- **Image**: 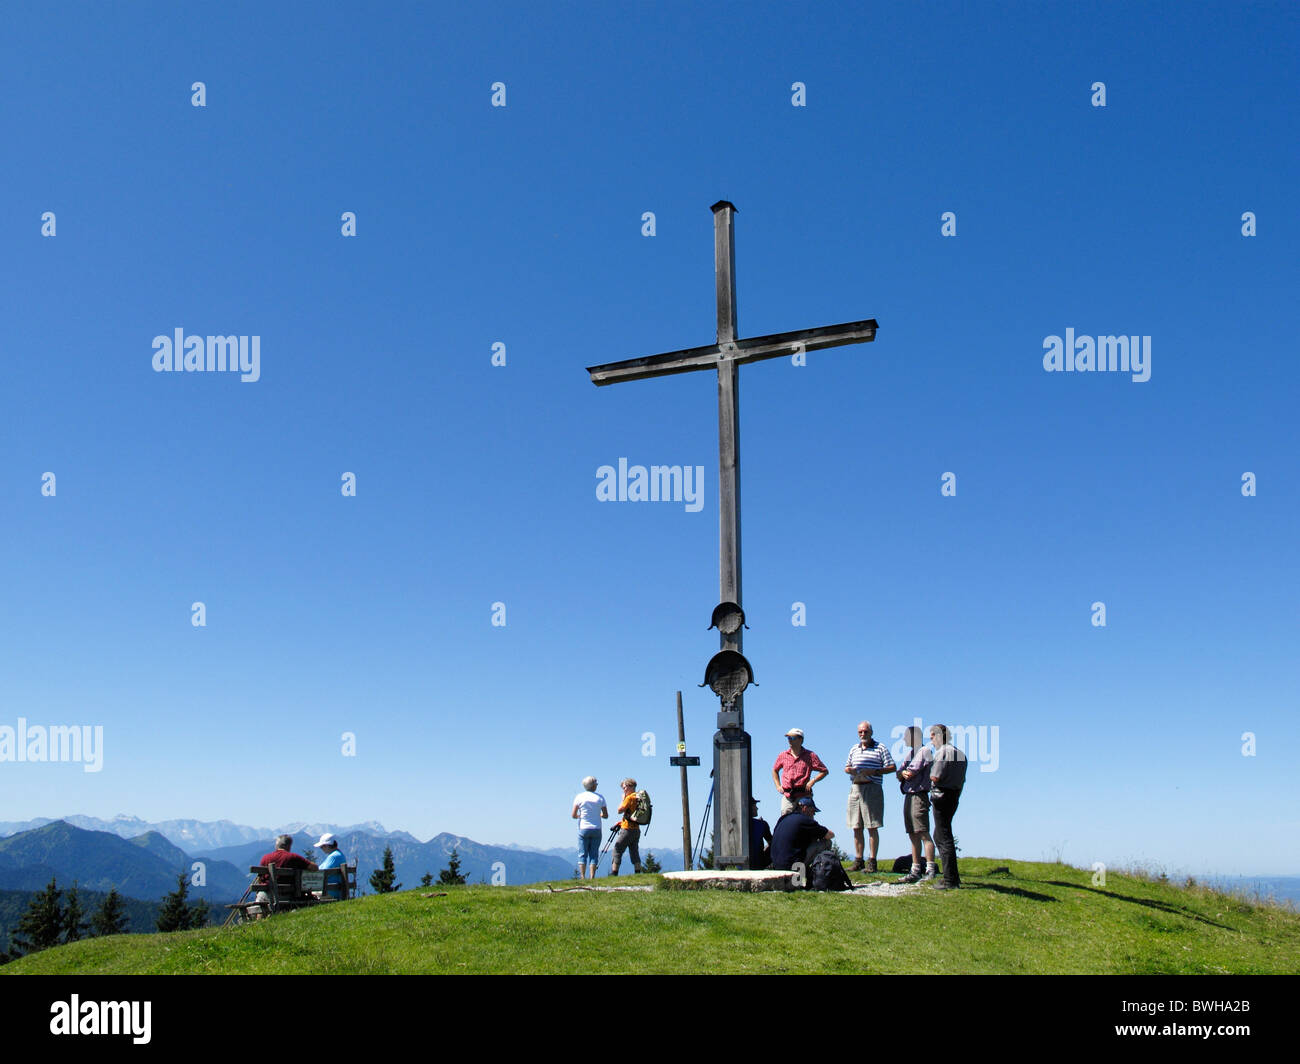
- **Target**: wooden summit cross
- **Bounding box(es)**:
[586,201,877,868]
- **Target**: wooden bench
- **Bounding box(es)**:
[224,863,358,925]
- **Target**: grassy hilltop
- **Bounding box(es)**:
[4,859,1297,975]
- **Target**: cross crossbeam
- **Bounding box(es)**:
[586,318,878,386]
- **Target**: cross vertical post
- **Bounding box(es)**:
[710,201,751,868]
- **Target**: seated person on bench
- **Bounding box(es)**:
[252,834,318,913]
[313,832,348,899]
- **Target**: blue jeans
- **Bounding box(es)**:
[578,828,601,869]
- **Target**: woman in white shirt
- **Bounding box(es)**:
[571,776,609,879]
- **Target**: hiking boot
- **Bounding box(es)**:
[921,866,937,881]
[865,859,877,874]
[934,882,959,890]
[850,859,865,872]
[898,870,923,884]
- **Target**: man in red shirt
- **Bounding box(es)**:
[258,834,318,873]
[771,728,829,815]
[251,835,317,916]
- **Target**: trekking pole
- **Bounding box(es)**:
[692,782,715,869]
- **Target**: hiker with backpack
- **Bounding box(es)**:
[609,777,651,875]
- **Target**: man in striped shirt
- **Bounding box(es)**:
[844,721,895,873]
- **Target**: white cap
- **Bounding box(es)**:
[785,728,804,738]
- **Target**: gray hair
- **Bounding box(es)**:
[582,776,598,791]
[275,834,293,850]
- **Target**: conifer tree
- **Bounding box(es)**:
[419,872,433,888]
[437,848,467,885]
[369,845,400,893]
[64,882,88,942]
[641,852,662,874]
[156,873,210,932]
[11,877,65,956]
[91,888,130,937]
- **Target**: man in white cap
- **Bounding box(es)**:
[314,833,348,899]
[771,728,828,815]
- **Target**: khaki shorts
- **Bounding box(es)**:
[903,792,931,836]
[847,784,884,829]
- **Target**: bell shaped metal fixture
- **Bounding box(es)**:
[707,601,748,637]
[700,649,756,706]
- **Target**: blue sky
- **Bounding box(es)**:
[0,1,1296,877]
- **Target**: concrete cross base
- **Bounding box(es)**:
[661,869,797,892]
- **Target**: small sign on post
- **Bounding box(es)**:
[669,755,701,767]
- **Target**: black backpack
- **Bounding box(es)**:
[808,850,854,892]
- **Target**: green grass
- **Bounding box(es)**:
[4,859,1297,974]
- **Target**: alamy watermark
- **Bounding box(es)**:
[152,328,261,382]
[596,459,704,512]
[889,717,999,773]
[50,996,150,1044]
[1042,329,1150,383]
[0,718,103,772]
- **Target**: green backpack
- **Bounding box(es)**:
[632,789,653,826]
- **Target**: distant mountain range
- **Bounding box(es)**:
[0,821,249,908]
[491,840,692,872]
[0,814,414,853]
[0,814,693,872]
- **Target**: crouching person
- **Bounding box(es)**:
[770,797,834,871]
[771,797,851,890]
